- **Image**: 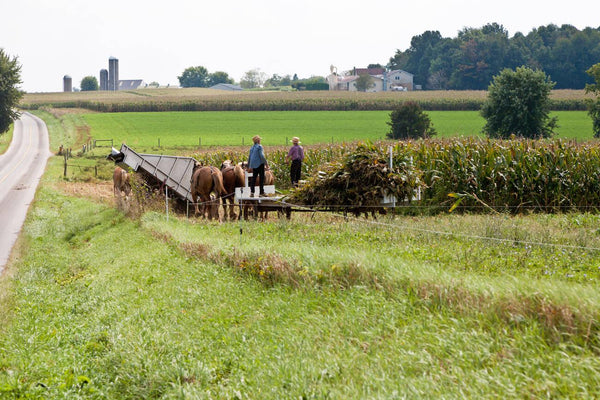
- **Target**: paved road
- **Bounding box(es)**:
[0,112,51,273]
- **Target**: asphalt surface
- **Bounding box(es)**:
[0,112,51,273]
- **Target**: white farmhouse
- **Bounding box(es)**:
[327,67,414,92]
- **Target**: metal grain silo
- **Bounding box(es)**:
[100,69,108,90]
[108,56,119,91]
[63,75,72,92]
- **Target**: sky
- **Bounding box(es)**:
[2,0,599,93]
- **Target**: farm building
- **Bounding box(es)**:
[327,67,414,92]
[118,79,146,90]
[210,83,243,91]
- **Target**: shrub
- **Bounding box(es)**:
[481,67,557,139]
[386,101,436,139]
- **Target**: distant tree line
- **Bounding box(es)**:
[178,66,234,88]
[388,23,600,90]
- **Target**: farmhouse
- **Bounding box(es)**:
[327,66,414,92]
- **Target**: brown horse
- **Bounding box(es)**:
[113,166,131,198]
[220,160,245,220]
[190,164,226,220]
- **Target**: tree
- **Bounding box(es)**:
[386,101,436,140]
[264,74,282,87]
[80,76,99,91]
[0,49,23,134]
[240,69,266,89]
[178,66,209,87]
[355,74,374,92]
[207,71,234,87]
[585,63,600,137]
[481,66,557,139]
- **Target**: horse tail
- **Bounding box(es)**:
[211,166,227,196]
[234,165,245,187]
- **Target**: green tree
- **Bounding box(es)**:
[80,76,99,91]
[178,66,209,87]
[0,49,23,134]
[386,101,436,140]
[481,66,557,139]
[264,73,282,87]
[355,74,374,92]
[585,63,600,137]
[240,69,266,89]
[207,71,234,87]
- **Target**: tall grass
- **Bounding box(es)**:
[2,183,600,398]
[0,124,13,154]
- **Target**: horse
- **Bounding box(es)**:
[113,166,131,198]
[220,160,245,220]
[190,164,226,220]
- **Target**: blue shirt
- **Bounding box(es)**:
[248,143,267,169]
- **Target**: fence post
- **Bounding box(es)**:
[63,153,67,177]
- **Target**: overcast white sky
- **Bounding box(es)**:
[2,0,599,93]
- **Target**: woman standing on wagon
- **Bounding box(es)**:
[248,135,268,197]
[286,136,304,187]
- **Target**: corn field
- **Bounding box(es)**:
[21,89,593,112]
[187,138,600,214]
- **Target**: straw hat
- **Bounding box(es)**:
[252,135,261,143]
[292,137,300,144]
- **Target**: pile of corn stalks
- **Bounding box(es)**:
[287,142,422,216]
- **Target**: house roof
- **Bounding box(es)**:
[354,67,386,76]
[118,79,144,90]
[210,83,242,91]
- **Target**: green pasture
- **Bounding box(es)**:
[82,111,594,150]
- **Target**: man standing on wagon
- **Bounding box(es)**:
[286,136,304,187]
[248,135,268,197]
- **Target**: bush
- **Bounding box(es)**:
[386,101,436,139]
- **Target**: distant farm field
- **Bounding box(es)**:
[20,88,593,112]
[82,110,594,148]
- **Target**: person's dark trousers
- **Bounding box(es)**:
[249,163,266,195]
[291,160,302,186]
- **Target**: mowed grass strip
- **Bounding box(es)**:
[82,110,595,149]
[2,184,600,397]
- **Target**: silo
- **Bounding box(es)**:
[63,75,72,92]
[108,56,119,91]
[100,69,108,91]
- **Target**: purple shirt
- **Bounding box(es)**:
[287,144,304,161]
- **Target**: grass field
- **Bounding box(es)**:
[2,109,600,398]
[81,110,594,150]
[1,168,600,398]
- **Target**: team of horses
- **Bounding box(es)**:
[188,160,274,221]
[113,160,275,221]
